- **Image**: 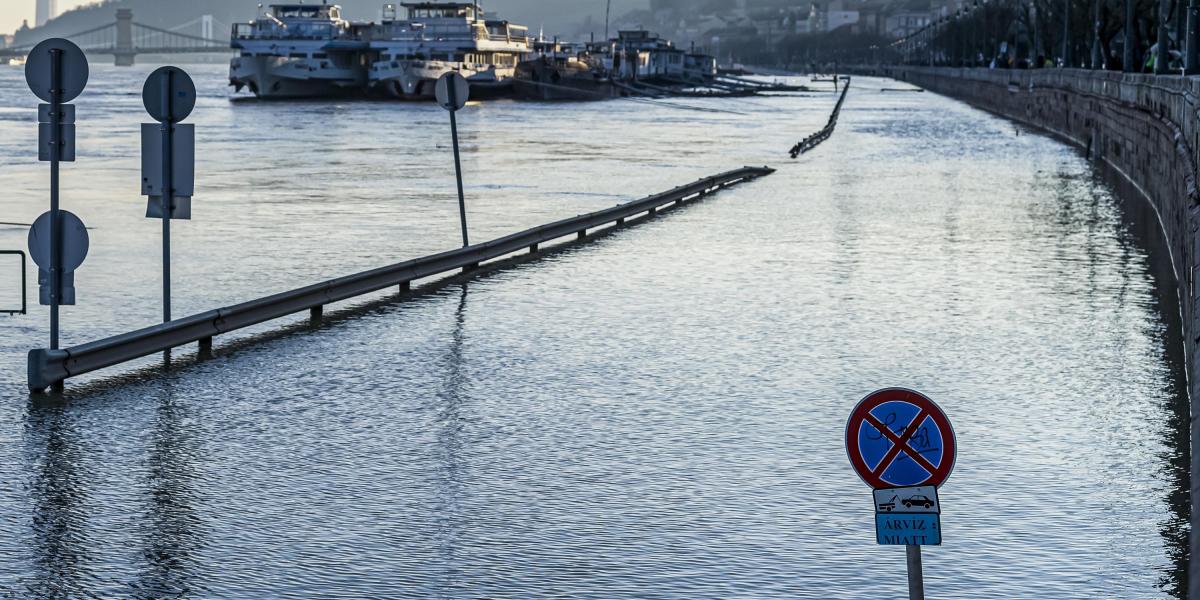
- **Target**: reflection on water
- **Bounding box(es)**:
[433,285,469,593]
[26,399,91,599]
[1095,167,1192,598]
[134,382,202,599]
[0,67,1189,598]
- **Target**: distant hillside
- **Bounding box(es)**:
[12,0,648,44]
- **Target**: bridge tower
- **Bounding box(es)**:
[114,8,135,66]
[201,15,214,40]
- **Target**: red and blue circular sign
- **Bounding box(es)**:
[845,388,956,489]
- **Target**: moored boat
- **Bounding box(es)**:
[229,3,371,99]
[369,2,531,99]
[512,41,613,101]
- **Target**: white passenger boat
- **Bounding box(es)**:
[229,3,371,98]
[369,2,531,99]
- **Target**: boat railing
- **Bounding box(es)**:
[370,27,530,46]
[231,21,345,41]
[488,33,531,44]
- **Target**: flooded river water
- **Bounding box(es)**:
[0,64,1187,598]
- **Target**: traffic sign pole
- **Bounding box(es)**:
[142,65,195,354]
[25,38,88,393]
[160,69,173,329]
[436,72,471,249]
[48,48,61,358]
[448,83,468,248]
[906,544,924,600]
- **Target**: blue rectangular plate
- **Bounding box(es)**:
[875,513,941,545]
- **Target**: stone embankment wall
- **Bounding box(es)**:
[861,65,1200,596]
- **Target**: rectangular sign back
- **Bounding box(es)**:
[141,123,195,197]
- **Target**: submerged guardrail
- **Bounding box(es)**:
[27,166,775,392]
[789,78,851,158]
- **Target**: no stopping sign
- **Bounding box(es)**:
[845,388,956,489]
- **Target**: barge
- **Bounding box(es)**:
[227,6,790,102]
[369,2,531,99]
[229,3,371,99]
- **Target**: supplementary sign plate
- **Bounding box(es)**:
[876,513,941,546]
[845,388,956,489]
[873,485,939,514]
[38,123,75,162]
[141,123,195,198]
[38,104,75,124]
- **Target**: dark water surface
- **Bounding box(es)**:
[0,65,1188,598]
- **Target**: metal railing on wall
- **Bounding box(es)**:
[1,251,27,316]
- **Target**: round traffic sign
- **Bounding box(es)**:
[845,388,956,489]
[28,210,90,272]
[25,38,89,103]
[142,66,196,123]
[435,72,470,111]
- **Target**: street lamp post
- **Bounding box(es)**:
[1063,0,1072,66]
[1155,0,1170,72]
[1032,3,1040,64]
[973,1,981,66]
[960,9,968,65]
[1124,0,1136,71]
[1187,0,1200,73]
[930,20,937,66]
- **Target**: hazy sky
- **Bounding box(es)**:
[3,0,94,36]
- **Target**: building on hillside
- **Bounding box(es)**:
[747,9,801,44]
[886,12,932,38]
[823,0,860,32]
[791,12,812,34]
[853,0,891,35]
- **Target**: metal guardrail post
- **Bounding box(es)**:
[1,251,27,315]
